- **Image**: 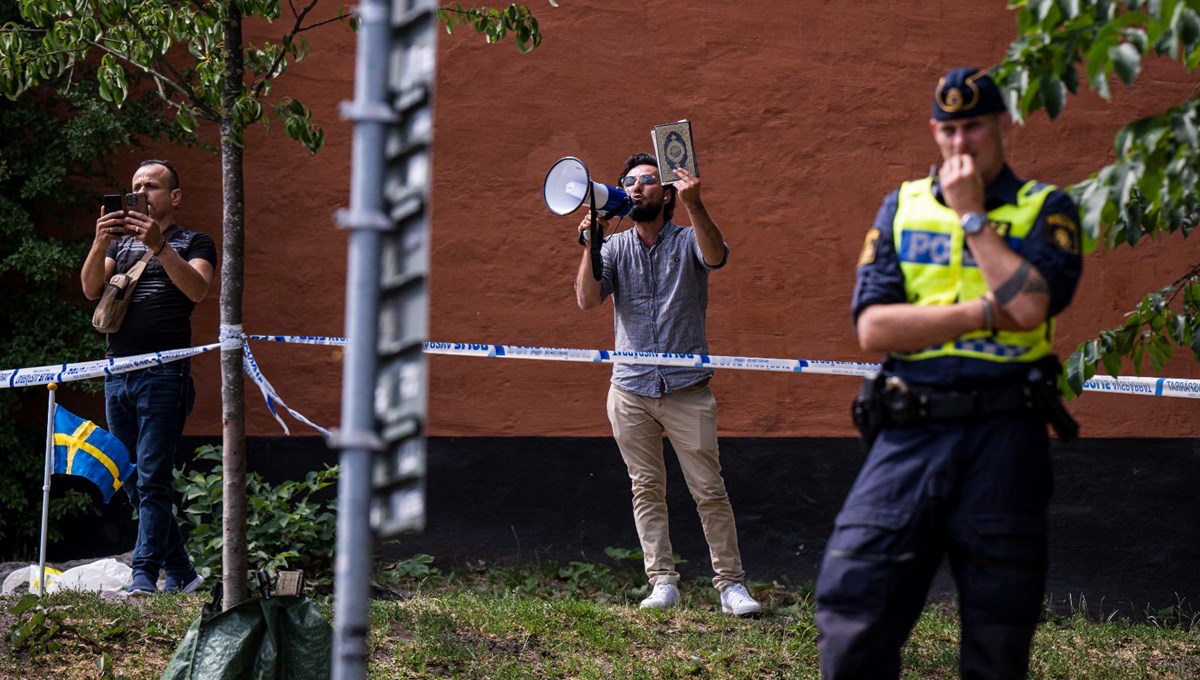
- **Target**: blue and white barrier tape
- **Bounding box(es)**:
[1,343,220,389]
[419,341,880,377]
[4,336,1199,403]
[219,323,244,351]
[248,334,348,347]
[251,335,1200,399]
[1079,374,1200,398]
[240,339,332,437]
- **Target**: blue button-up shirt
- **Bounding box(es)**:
[599,221,728,397]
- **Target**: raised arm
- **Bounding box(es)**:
[940,154,1050,331]
[673,168,727,267]
[82,208,124,300]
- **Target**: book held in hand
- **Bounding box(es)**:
[651,119,699,184]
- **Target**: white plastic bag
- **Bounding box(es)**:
[0,565,62,594]
[1,566,32,594]
[46,558,131,594]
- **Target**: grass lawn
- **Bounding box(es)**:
[1,563,1197,679]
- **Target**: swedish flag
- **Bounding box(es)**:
[53,406,136,503]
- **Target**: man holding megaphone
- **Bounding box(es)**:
[571,153,762,617]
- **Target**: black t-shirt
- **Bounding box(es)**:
[104,224,217,357]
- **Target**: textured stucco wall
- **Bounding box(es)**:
[136,1,1195,439]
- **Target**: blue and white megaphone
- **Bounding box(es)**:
[543,156,633,219]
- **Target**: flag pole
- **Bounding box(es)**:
[38,383,57,597]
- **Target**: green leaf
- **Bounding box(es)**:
[1061,64,1080,94]
[1030,0,1056,22]
[176,106,197,133]
[1172,108,1199,148]
[1122,26,1149,54]
[1178,7,1200,45]
[1100,346,1123,376]
[1056,0,1081,19]
[1065,342,1092,394]
[1110,42,1143,84]
[1087,22,1121,83]
[1169,313,1188,344]
[1039,73,1066,117]
[1148,335,1171,372]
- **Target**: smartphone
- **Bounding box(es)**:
[124,192,149,215]
[102,194,123,215]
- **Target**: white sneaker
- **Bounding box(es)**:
[167,573,205,595]
[720,583,763,616]
[639,582,681,610]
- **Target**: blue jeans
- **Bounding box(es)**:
[105,360,197,583]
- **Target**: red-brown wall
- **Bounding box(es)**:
[131,1,1196,440]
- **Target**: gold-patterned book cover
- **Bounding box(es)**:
[651,119,699,184]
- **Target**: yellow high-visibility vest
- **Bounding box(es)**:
[891,176,1055,363]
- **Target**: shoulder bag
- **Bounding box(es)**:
[92,248,154,333]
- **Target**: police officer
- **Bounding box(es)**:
[814,67,1084,679]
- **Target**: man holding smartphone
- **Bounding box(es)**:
[81,159,217,595]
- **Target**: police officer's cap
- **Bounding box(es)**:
[932,67,1007,121]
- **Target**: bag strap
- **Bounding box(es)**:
[122,247,154,282]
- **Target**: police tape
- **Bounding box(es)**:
[419,342,880,377]
[1078,374,1200,398]
[4,336,1199,402]
[0,339,331,437]
[250,335,1200,399]
[241,339,332,437]
[1,343,220,389]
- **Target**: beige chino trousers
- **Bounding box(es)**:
[606,382,746,590]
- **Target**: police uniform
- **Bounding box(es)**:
[815,68,1084,679]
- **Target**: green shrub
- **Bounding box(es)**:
[378,553,440,581]
[172,445,339,590]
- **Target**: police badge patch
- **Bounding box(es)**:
[1045,214,1080,254]
[858,228,881,267]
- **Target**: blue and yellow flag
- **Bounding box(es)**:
[52,406,136,503]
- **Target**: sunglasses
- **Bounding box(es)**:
[619,174,660,188]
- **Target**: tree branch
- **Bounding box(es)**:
[113,5,205,110]
[297,14,346,33]
[1165,262,1200,307]
[249,0,321,98]
[85,39,220,121]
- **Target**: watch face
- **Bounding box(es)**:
[962,213,986,234]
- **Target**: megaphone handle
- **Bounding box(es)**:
[578,190,598,246]
[588,195,603,280]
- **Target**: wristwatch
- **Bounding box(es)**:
[960,212,990,235]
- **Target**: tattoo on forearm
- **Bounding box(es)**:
[994,261,1033,304]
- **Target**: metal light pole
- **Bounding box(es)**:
[332,0,434,677]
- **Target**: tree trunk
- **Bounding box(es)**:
[219,0,248,610]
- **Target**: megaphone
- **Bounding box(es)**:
[543,156,632,219]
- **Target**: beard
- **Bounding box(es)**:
[629,195,664,222]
